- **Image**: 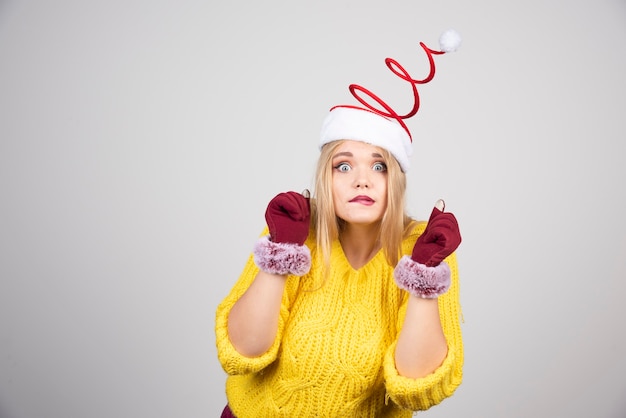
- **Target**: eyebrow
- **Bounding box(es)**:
[332,151,384,159]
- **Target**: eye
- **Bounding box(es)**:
[372,162,387,172]
[334,162,351,172]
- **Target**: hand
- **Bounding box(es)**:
[265,190,311,245]
[411,199,461,267]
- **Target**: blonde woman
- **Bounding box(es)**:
[215,30,464,417]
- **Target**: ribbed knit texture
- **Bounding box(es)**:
[215,223,463,417]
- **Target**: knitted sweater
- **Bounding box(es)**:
[215,222,463,417]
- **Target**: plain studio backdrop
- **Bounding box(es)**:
[1,1,625,417]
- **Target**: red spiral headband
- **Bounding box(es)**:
[331,29,462,141]
[319,29,461,172]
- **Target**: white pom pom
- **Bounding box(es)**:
[439,29,462,53]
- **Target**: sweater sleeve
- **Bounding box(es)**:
[215,230,298,376]
[383,251,464,411]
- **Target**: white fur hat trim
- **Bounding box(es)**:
[319,107,413,172]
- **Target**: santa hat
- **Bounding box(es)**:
[319,29,462,172]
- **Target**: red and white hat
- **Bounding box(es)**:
[319,29,462,172]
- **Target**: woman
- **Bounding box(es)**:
[215,30,464,417]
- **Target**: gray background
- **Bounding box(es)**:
[1,0,625,417]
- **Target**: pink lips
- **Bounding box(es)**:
[349,195,375,205]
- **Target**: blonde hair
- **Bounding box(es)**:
[310,140,415,276]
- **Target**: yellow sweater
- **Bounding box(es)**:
[215,223,463,417]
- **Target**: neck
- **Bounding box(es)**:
[339,223,382,269]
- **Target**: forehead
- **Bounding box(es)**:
[334,140,385,156]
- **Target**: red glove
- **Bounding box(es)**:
[411,200,461,267]
[265,191,311,246]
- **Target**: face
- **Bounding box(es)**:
[331,140,388,227]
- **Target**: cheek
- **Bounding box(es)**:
[331,179,349,216]
[331,175,347,198]
[331,178,338,199]
[380,196,388,213]
[378,178,389,209]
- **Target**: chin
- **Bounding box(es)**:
[343,216,383,227]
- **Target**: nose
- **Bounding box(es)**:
[354,168,370,189]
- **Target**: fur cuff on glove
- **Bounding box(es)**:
[253,236,311,276]
[394,255,451,298]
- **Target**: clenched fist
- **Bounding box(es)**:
[265,191,311,246]
[411,199,461,267]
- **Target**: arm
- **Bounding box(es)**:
[225,191,311,358]
[228,270,288,357]
[384,200,463,410]
[394,296,447,378]
[215,236,310,374]
[393,200,460,378]
[215,247,297,375]
[383,254,463,411]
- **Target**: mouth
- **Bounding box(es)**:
[349,195,375,205]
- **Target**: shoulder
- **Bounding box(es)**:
[404,220,426,241]
[400,220,426,255]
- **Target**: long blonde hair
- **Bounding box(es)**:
[310,140,415,275]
